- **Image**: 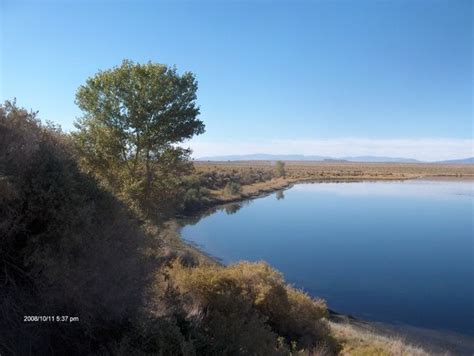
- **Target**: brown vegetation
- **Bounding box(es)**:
[195,160,474,182]
[152,260,340,355]
[0,101,156,355]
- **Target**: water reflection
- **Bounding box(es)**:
[224,203,242,215]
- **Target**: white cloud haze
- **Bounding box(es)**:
[187,138,473,162]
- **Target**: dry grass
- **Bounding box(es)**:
[158,261,340,354]
[195,160,474,181]
[330,322,430,356]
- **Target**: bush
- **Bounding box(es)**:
[181,175,213,213]
[163,260,340,354]
[195,167,275,191]
[224,181,242,195]
[0,101,156,354]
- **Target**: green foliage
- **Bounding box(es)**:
[225,181,242,195]
[276,160,286,177]
[196,166,275,189]
[73,60,205,217]
[180,175,212,213]
[165,261,341,355]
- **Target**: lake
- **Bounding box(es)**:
[181,180,473,337]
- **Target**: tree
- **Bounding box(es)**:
[73,60,205,216]
[275,161,286,177]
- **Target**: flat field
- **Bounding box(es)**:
[194,160,474,181]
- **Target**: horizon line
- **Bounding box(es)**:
[186,137,474,162]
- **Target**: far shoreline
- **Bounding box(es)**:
[186,161,474,214]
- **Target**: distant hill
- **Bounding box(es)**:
[197,154,474,164]
[341,156,420,163]
[434,157,474,165]
[198,154,329,161]
[197,154,420,163]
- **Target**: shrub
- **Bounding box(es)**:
[224,181,242,195]
[0,101,156,354]
[181,175,213,213]
[164,260,340,354]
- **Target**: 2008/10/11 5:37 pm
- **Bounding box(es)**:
[24,315,80,323]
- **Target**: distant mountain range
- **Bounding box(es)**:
[197,154,474,164]
[435,157,474,165]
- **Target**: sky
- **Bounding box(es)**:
[1,0,472,161]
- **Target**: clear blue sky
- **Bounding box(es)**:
[1,0,472,159]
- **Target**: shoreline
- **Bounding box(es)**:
[329,311,474,355]
[179,172,474,217]
[163,175,474,354]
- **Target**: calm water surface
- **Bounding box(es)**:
[181,180,473,336]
